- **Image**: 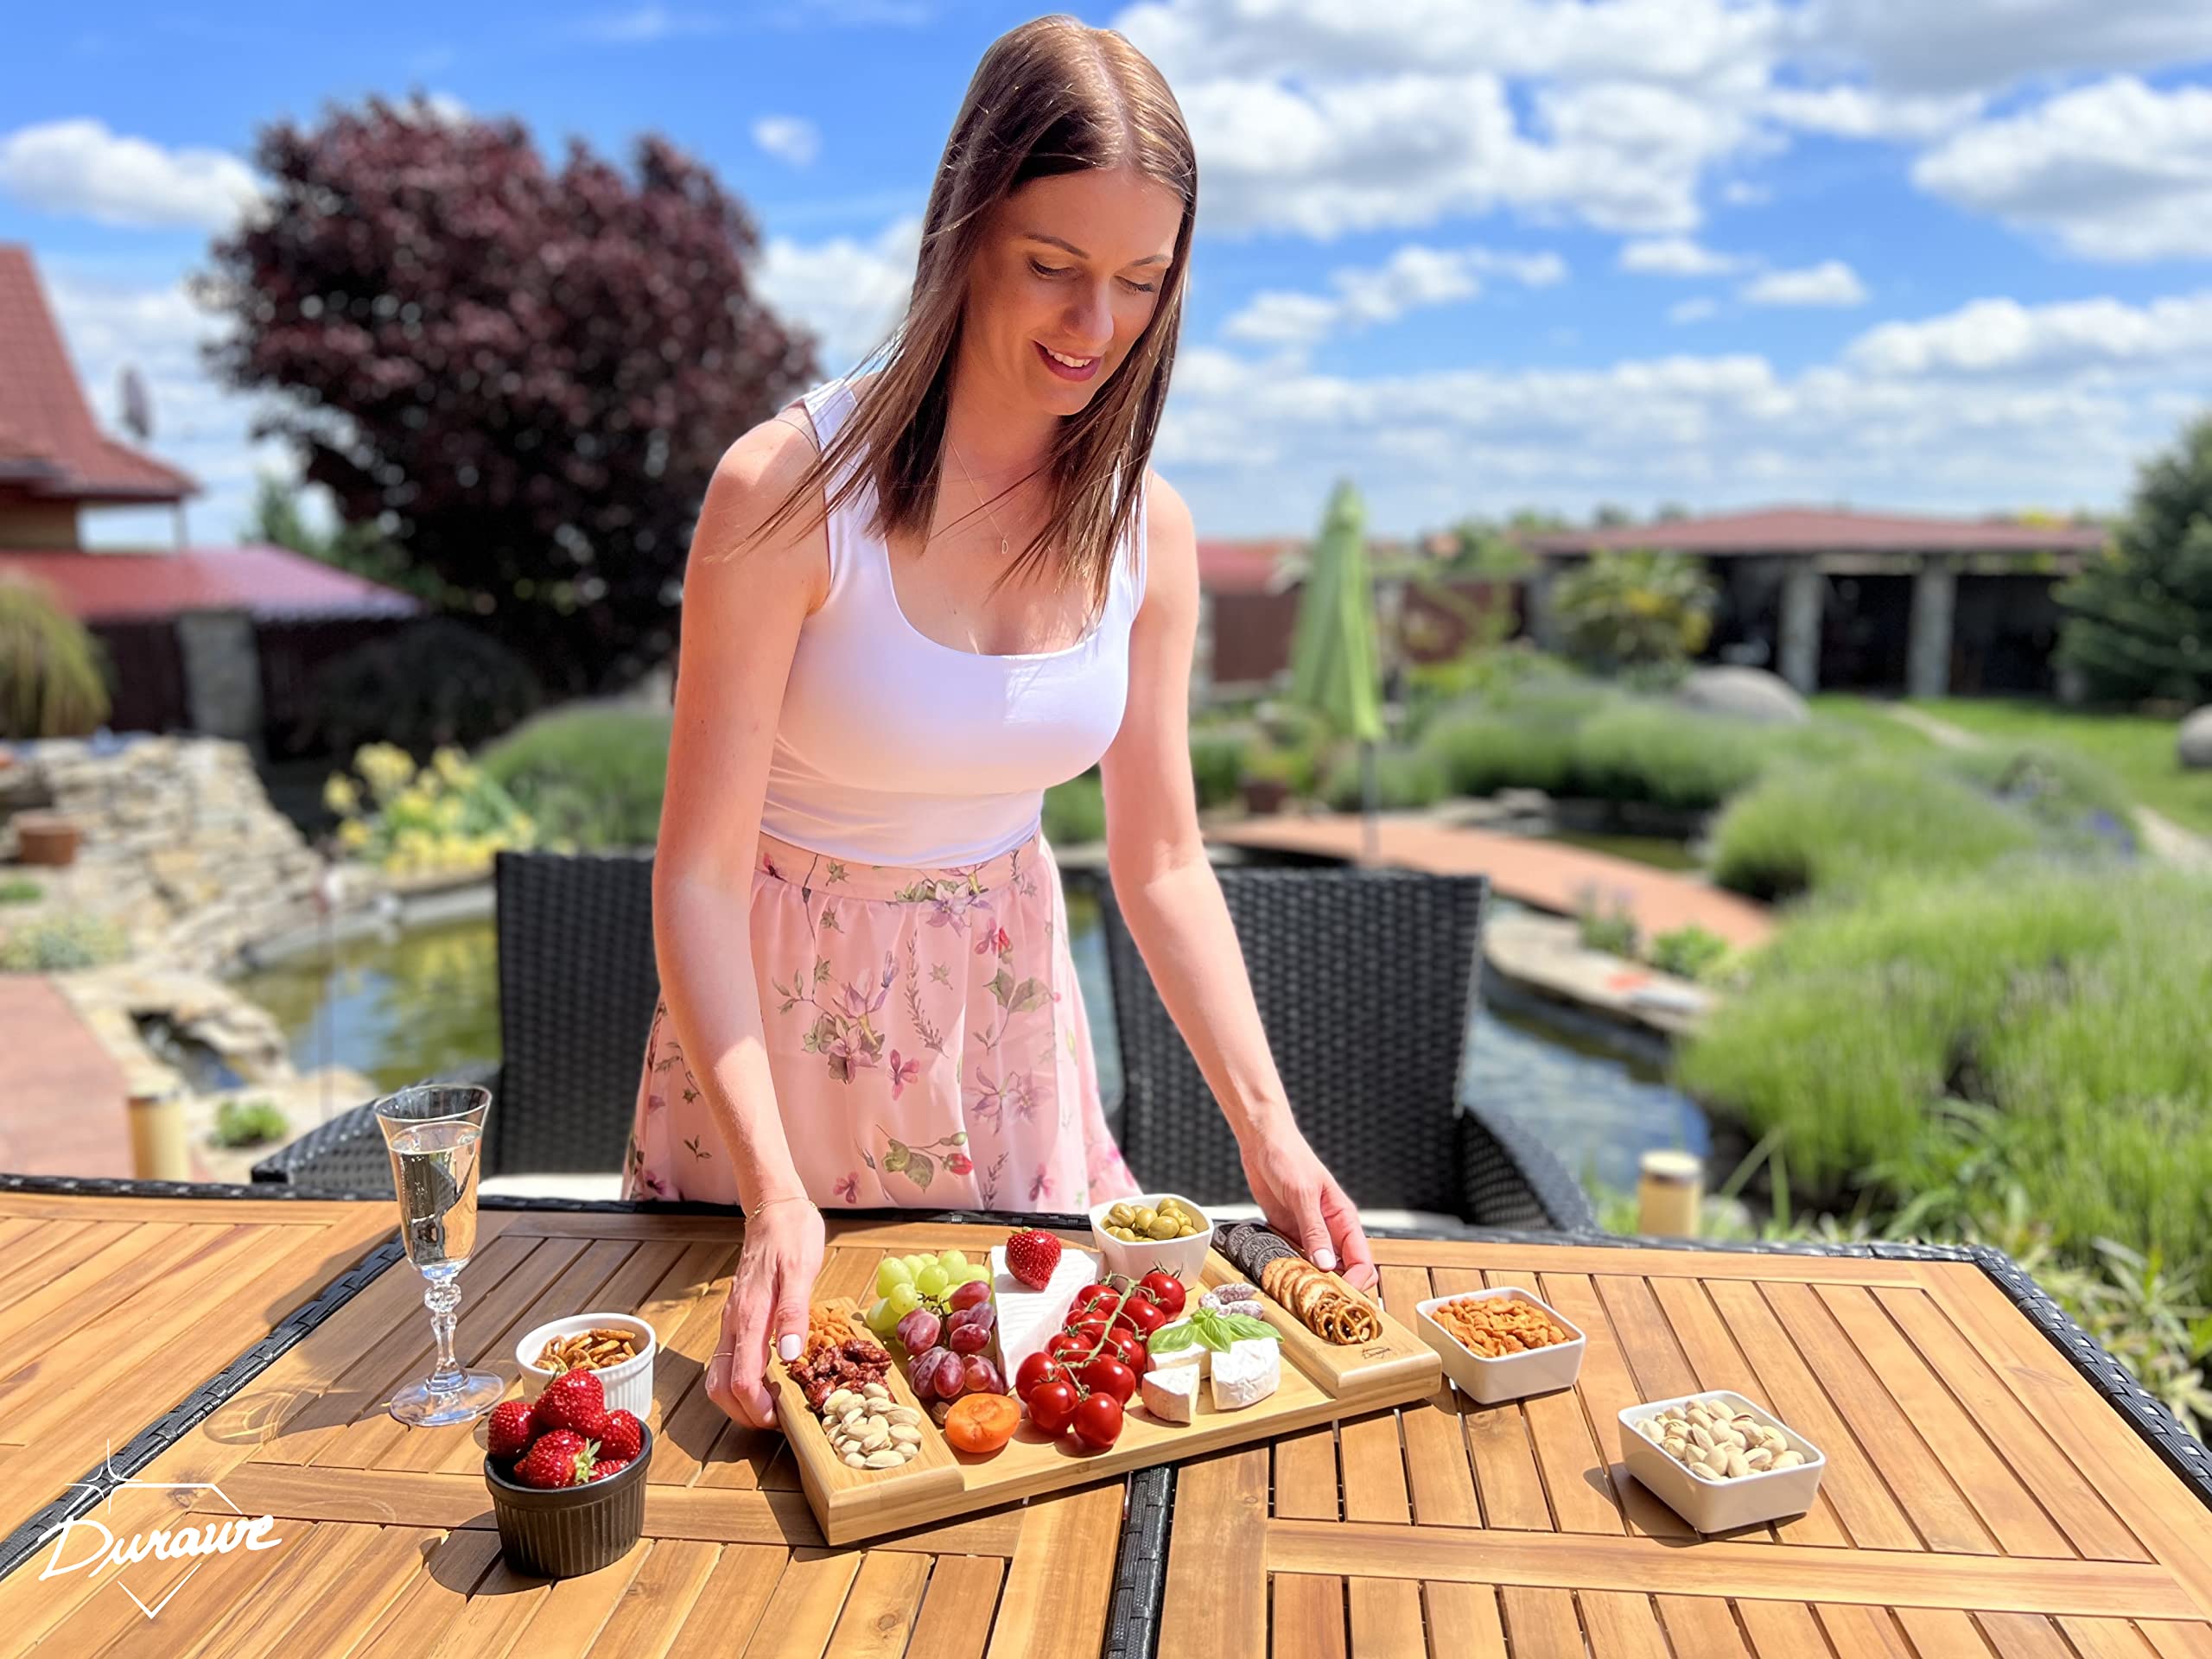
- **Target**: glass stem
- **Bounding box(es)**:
[424,1273,464,1394]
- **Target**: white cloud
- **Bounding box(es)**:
[1741,259,1868,306]
[1669,297,1719,323]
[757,213,920,370]
[1797,0,2212,99]
[569,5,728,42]
[1759,83,1982,141]
[1620,237,1741,275]
[1911,76,2212,261]
[1846,289,2212,377]
[0,118,261,232]
[752,116,820,168]
[1223,243,1566,350]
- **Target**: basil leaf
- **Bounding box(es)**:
[1148,1322,1197,1354]
[1221,1313,1279,1342]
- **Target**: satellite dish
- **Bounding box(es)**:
[119,366,153,442]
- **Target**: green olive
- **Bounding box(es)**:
[1146,1215,1175,1240]
[1179,1220,1199,1236]
[1133,1207,1156,1231]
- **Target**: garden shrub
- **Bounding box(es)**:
[215,1097,290,1147]
[306,618,541,760]
[1649,924,1729,981]
[1677,863,2212,1330]
[327,742,539,877]
[0,575,108,740]
[1042,773,1107,844]
[480,708,672,851]
[0,912,128,971]
[1321,745,1446,811]
[1189,727,1251,810]
[1569,699,1772,810]
[1707,753,2043,902]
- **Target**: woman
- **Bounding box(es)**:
[625,14,1377,1431]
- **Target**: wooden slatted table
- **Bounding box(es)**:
[6,1204,2210,1658]
[0,1209,1132,1658]
[0,1186,395,1551]
[1161,1237,2212,1659]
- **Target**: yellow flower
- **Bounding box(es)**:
[432,747,473,788]
[336,819,372,852]
[355,742,416,804]
[322,773,359,816]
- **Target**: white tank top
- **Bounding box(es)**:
[755,372,1148,867]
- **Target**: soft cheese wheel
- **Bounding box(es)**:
[1139,1362,1199,1424]
[988,1243,1099,1385]
[1147,1319,1208,1376]
[1210,1338,1281,1411]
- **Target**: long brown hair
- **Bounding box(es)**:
[716,15,1196,619]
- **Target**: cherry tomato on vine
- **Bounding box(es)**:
[1079,1356,1137,1404]
[1072,1391,1124,1450]
[1014,1352,1062,1402]
[1120,1297,1169,1338]
[1137,1272,1185,1319]
[1027,1379,1080,1434]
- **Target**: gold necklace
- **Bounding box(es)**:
[950,439,1012,558]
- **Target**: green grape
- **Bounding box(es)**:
[865,1297,895,1336]
[902,1254,930,1278]
[875,1258,912,1296]
[940,1249,969,1274]
[916,1264,950,1300]
[963,1266,991,1285]
[887,1281,922,1317]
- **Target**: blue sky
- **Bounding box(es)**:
[8,1,2212,542]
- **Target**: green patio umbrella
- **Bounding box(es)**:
[1286,478,1385,857]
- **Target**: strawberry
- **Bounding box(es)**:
[512,1430,598,1489]
[589,1456,632,1482]
[598,1408,644,1463]
[486,1399,537,1461]
[1005,1229,1062,1290]
[531,1367,609,1440]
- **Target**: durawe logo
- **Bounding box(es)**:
[36,1446,285,1621]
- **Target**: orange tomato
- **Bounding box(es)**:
[943,1391,1021,1455]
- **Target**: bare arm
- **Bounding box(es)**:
[653,408,831,1425]
[1097,475,1376,1290]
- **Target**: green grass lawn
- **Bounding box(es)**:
[1913,698,2212,839]
[1804,694,1937,755]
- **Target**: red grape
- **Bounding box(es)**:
[895,1308,942,1353]
[949,1279,992,1313]
[949,1321,989,1355]
[963,1355,1001,1395]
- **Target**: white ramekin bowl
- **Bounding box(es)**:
[512,1312,658,1421]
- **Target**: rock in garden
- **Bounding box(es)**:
[1675,667,1808,726]
[2180,706,2212,771]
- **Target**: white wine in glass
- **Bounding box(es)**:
[377,1084,503,1426]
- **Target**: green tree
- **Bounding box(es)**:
[2058,412,2212,704]
[0,576,109,739]
[241,471,443,605]
[1550,549,1716,677]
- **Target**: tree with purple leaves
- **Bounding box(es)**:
[193,93,819,695]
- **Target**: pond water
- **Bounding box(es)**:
[237,897,1709,1201]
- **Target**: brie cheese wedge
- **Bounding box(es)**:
[988,1243,1099,1385]
[1147,1319,1208,1376]
[1139,1362,1200,1424]
[1210,1338,1281,1411]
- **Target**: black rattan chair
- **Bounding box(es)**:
[1093,864,1595,1232]
[251,849,660,1194]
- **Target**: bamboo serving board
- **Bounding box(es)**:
[767,1245,1442,1545]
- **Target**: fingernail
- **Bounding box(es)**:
[762,1402,777,1426]
[1315,1249,1338,1272]
[777,1333,802,1362]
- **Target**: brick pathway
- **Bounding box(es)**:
[0,975,134,1176]
[1211,811,1774,948]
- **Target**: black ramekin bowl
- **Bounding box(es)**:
[482,1422,652,1578]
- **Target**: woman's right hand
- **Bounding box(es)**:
[704,1193,825,1429]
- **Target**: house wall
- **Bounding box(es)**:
[0,496,82,549]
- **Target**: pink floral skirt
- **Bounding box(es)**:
[622,828,1141,1212]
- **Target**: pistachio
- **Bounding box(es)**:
[890,1424,923,1445]
[842,1451,868,1468]
[864,1448,906,1469]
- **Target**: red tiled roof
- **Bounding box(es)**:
[1198,538,1300,595]
[0,547,419,622]
[1528,505,2108,558]
[0,244,198,504]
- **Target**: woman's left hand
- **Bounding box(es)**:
[1238,1120,1377,1294]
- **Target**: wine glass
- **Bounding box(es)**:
[376,1084,504,1426]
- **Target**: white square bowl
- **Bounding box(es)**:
[1087,1193,1215,1287]
[1618,1390,1827,1533]
[1415,1287,1586,1404]
[513,1312,658,1421]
